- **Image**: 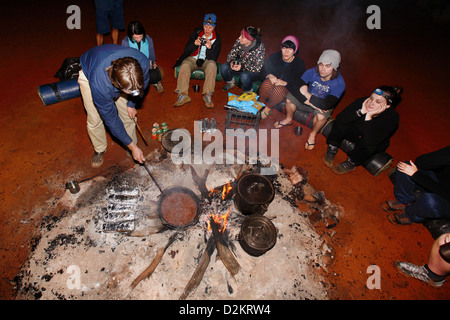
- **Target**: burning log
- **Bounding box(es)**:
[179,217,240,300]
[209,216,240,277]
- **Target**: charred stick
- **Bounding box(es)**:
[131,232,180,289]
[179,236,216,300]
[131,247,164,289]
[189,165,210,197]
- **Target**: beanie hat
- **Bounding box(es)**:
[203,13,217,28]
[317,49,341,70]
[281,35,299,54]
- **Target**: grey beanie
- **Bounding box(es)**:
[317,49,341,70]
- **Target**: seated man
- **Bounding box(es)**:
[173,13,221,108]
[382,146,450,225]
[78,44,150,168]
[276,50,345,150]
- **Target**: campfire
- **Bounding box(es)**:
[17,149,340,300]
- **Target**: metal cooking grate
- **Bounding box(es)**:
[225,108,261,131]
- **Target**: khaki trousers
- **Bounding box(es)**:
[78,70,137,153]
[176,57,217,94]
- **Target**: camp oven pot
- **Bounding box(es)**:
[234,173,275,215]
[239,214,277,256]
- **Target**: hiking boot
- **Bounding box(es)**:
[332,158,356,174]
[91,151,105,168]
[394,261,446,288]
[153,81,164,94]
[174,92,191,107]
[222,78,235,91]
[203,92,214,108]
[381,200,408,212]
[323,145,338,168]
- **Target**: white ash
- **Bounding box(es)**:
[17,153,332,300]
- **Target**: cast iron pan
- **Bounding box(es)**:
[157,186,201,230]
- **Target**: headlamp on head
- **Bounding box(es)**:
[374,88,392,105]
[129,89,140,97]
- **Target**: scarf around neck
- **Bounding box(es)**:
[191,29,217,58]
[128,36,150,59]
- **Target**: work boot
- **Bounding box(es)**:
[203,92,214,108]
[323,144,338,168]
[394,262,446,288]
[332,158,356,174]
[91,151,105,168]
[174,92,191,107]
[222,78,235,91]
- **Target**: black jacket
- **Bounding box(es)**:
[334,97,399,148]
[412,146,450,202]
[259,51,306,95]
[173,27,221,68]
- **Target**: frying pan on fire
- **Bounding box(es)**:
[142,162,200,230]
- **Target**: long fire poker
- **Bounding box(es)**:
[133,117,148,146]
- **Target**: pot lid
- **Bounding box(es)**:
[241,214,277,251]
[236,173,274,204]
[161,129,191,154]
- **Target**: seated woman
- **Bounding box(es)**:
[323,86,403,174]
[121,21,164,93]
[220,26,265,93]
[382,146,450,226]
[257,35,306,124]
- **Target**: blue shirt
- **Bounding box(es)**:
[80,44,150,146]
[301,67,345,99]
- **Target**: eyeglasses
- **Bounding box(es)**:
[374,88,392,104]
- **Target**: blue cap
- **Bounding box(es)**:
[203,13,217,27]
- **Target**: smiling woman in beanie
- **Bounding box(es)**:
[258,35,306,120]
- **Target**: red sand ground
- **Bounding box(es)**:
[0,0,449,300]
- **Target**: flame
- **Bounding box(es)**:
[207,208,231,233]
[222,182,232,200]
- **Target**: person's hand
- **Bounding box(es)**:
[397,160,418,177]
[366,103,388,119]
[194,38,202,46]
[299,85,311,100]
[275,79,287,86]
[267,74,277,85]
[361,98,370,114]
[204,38,212,49]
[128,142,145,163]
[127,107,137,119]
[362,98,388,120]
